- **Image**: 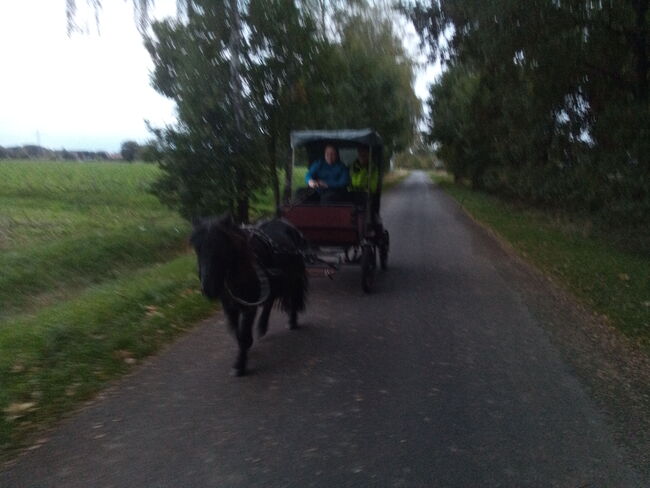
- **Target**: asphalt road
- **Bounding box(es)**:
[1,172,644,487]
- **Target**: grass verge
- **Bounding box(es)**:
[382,169,410,191]
[0,254,216,459]
[430,171,650,349]
[0,224,188,318]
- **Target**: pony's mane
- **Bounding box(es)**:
[193,216,255,268]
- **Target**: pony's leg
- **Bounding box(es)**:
[289,309,298,330]
[223,305,246,376]
[233,307,256,376]
[257,297,274,337]
[287,254,306,330]
[224,305,240,338]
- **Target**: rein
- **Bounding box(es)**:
[280,188,317,213]
[223,223,304,307]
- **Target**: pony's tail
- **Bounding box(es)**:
[280,253,308,313]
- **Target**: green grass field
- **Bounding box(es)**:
[430,171,650,350]
[0,162,188,319]
[0,160,309,457]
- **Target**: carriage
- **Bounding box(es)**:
[281,129,390,292]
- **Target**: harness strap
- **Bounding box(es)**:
[225,264,271,307]
[245,225,301,256]
[225,224,302,307]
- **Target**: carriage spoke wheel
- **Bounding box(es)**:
[379,230,389,271]
[361,245,376,293]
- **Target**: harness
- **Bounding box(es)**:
[225,263,271,307]
[223,226,293,307]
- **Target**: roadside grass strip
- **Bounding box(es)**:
[0,254,216,457]
[0,224,188,318]
[430,172,650,349]
[382,169,409,191]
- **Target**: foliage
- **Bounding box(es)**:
[393,132,441,169]
[65,2,421,220]
[0,146,111,161]
[120,140,140,162]
[145,1,420,220]
[136,142,157,162]
[290,11,422,161]
[145,1,268,222]
[409,0,650,229]
[394,153,440,170]
[330,14,422,160]
[246,0,322,207]
[65,0,154,35]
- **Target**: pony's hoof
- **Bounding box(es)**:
[231,367,247,377]
[288,322,299,330]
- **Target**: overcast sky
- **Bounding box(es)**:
[0,0,438,152]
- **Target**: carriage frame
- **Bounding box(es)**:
[281,129,390,292]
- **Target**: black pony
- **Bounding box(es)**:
[190,215,308,376]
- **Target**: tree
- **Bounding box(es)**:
[408,0,649,226]
[246,0,322,208]
[67,1,421,220]
[334,14,421,159]
[136,142,157,163]
[145,1,267,222]
[120,140,140,162]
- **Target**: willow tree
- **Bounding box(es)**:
[144,1,264,222]
[246,0,322,209]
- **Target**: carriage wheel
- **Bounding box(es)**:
[361,245,376,293]
[379,230,389,271]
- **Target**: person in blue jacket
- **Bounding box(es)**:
[305,144,350,191]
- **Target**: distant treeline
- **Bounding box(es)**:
[0,145,116,161]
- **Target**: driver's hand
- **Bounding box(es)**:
[308,179,318,188]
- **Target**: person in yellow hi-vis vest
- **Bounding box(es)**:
[349,145,381,225]
[349,145,379,193]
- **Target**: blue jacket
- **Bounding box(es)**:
[305,159,350,189]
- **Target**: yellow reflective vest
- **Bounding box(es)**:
[349,160,379,193]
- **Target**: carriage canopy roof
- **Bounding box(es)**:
[290,129,382,149]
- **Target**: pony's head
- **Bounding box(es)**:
[190,215,243,299]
